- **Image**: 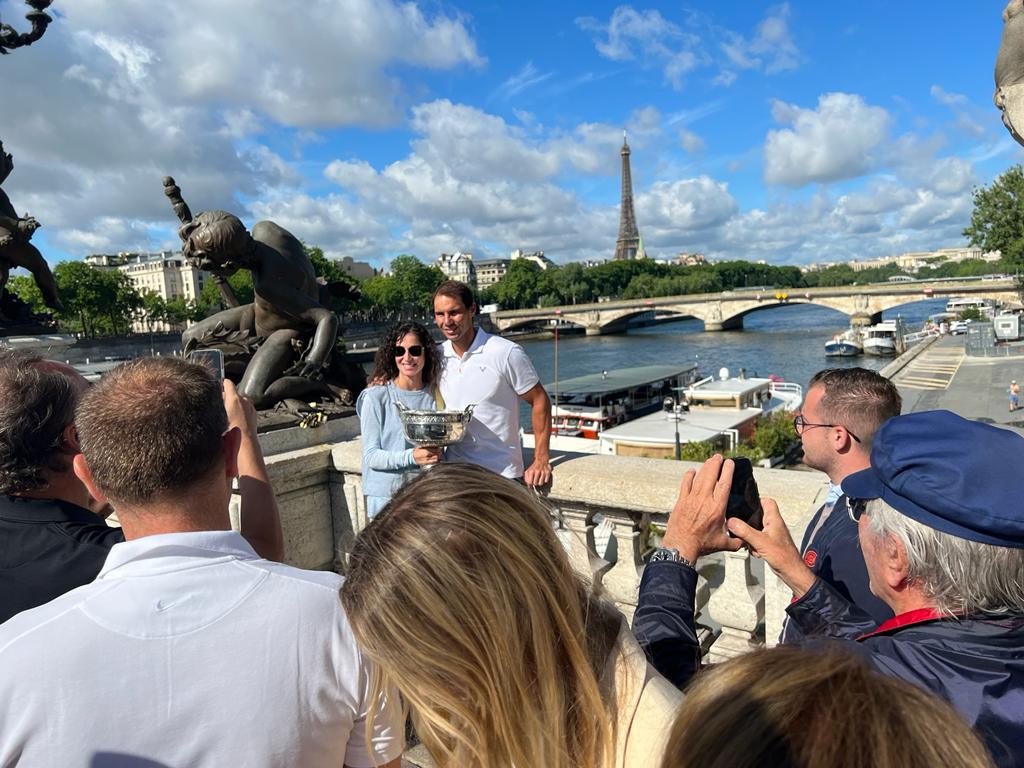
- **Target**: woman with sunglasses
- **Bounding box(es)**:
[357,321,443,518]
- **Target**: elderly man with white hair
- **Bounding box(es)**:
[634,411,1024,767]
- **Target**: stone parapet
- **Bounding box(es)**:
[252,426,826,661]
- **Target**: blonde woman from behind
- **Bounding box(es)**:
[660,645,994,768]
[341,462,681,768]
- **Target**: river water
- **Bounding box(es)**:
[515,298,949,428]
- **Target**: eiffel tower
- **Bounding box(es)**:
[614,132,643,260]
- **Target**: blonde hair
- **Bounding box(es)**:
[660,646,993,768]
[341,463,620,768]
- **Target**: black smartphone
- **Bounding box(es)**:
[726,457,764,531]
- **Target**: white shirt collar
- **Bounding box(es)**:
[443,326,490,360]
[98,530,258,579]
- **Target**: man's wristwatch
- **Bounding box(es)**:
[649,547,697,569]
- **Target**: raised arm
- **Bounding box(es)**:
[223,380,284,561]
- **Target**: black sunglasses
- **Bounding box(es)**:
[793,414,861,443]
[394,345,423,358]
[847,497,870,523]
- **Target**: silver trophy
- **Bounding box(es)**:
[395,403,475,455]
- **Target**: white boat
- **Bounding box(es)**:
[593,368,803,459]
[548,364,700,439]
[863,318,907,356]
[945,297,997,318]
[824,328,863,357]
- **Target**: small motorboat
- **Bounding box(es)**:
[825,328,863,357]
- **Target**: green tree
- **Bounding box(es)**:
[492,260,542,309]
[751,411,798,460]
[141,291,168,330]
[964,164,1024,270]
[198,270,255,313]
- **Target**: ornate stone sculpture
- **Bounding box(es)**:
[0,0,53,54]
[996,0,1024,146]
[164,176,364,410]
[0,141,63,323]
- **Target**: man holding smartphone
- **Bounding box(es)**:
[0,349,282,625]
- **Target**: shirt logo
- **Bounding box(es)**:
[803,550,818,568]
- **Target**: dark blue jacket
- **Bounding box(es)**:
[781,495,892,643]
[790,578,1024,768]
[633,561,1024,768]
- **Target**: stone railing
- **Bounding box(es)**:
[246,422,826,661]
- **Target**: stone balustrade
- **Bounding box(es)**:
[244,422,826,662]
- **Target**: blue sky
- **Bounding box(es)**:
[2,1,1019,268]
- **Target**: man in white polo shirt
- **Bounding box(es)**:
[0,357,402,768]
[433,280,552,485]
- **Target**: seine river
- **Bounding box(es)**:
[515,298,950,428]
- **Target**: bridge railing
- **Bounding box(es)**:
[246,429,826,664]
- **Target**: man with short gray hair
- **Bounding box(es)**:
[733,410,1024,765]
[0,357,402,766]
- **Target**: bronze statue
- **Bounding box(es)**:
[996,0,1024,146]
[0,141,63,320]
[164,177,364,410]
[0,0,53,54]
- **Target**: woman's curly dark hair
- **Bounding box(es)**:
[367,322,440,389]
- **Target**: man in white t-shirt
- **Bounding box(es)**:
[0,357,403,768]
[433,280,552,485]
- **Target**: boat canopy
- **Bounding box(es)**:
[548,364,698,402]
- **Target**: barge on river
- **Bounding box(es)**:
[548,364,700,439]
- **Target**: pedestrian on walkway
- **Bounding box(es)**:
[1010,380,1019,412]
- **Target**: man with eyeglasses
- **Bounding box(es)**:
[0,348,282,624]
[632,411,1024,765]
[779,367,900,641]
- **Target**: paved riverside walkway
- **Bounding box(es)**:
[891,335,1024,434]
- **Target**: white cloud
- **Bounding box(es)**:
[493,62,555,101]
[578,5,801,89]
[640,177,738,235]
[764,93,891,187]
[930,84,986,138]
[679,129,705,154]
[576,6,706,89]
[0,0,482,256]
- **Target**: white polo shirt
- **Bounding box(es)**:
[439,328,540,478]
[0,531,402,768]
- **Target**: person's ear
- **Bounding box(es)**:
[882,534,911,591]
[222,426,242,480]
[72,454,109,508]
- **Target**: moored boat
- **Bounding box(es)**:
[824,327,863,357]
[863,318,907,356]
[548,364,700,439]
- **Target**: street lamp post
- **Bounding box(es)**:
[663,385,690,460]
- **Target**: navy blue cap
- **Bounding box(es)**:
[842,410,1024,548]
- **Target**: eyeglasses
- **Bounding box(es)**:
[792,414,861,443]
[394,345,423,358]
[847,497,870,523]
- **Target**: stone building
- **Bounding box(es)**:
[85,251,208,332]
[475,258,510,289]
[511,249,555,270]
[436,251,477,289]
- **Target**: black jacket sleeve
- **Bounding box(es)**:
[631,560,701,689]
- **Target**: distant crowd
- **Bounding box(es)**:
[0,279,1021,768]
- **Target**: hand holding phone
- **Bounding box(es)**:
[726,457,764,532]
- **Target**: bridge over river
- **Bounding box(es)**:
[491,278,1020,334]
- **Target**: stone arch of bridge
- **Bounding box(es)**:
[495,314,592,333]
